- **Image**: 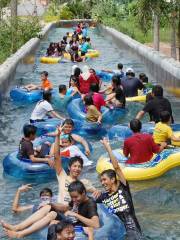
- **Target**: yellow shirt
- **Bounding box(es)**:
[86,105,101,122]
[153,122,173,144]
[57,169,95,204]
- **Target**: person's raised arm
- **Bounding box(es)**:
[12,184,33,214]
[83,227,94,240]
[54,127,63,175]
[100,138,126,186]
[136,110,145,120]
[72,134,90,156]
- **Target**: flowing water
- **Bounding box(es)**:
[0,27,180,240]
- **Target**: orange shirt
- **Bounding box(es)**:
[41,79,53,90]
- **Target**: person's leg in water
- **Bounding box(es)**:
[4,211,57,238]
[1,205,52,231]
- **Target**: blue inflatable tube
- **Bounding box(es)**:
[3,137,92,179]
[108,122,180,140]
[30,118,106,137]
[96,70,114,82]
[10,87,43,103]
[67,98,127,125]
[36,204,126,240]
[10,87,57,104]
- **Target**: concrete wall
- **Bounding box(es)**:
[0,19,95,102]
[98,25,180,97]
[0,22,56,101]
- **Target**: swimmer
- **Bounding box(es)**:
[11,185,54,214]
[24,71,53,92]
[47,220,94,240]
[30,91,64,123]
[84,95,102,124]
[153,111,180,146]
[47,118,90,157]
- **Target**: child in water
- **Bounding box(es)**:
[66,76,81,97]
[24,71,53,92]
[84,95,102,124]
[153,111,180,146]
[49,132,92,166]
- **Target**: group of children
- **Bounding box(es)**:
[2,25,180,239]
[46,22,92,62]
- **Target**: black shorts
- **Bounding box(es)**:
[125,229,143,240]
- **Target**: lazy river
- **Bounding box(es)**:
[0,27,180,239]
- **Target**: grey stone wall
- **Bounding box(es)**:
[98,25,180,97]
[0,19,96,102]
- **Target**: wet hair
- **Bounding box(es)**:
[152,85,163,97]
[90,83,99,93]
[117,63,123,70]
[130,119,142,133]
[101,169,117,184]
[68,180,86,194]
[160,111,171,123]
[84,95,94,106]
[59,84,66,93]
[63,36,67,41]
[86,37,90,42]
[70,76,79,87]
[69,156,84,168]
[146,92,153,103]
[41,71,48,77]
[139,73,148,83]
[40,188,53,197]
[62,118,74,127]
[43,90,52,102]
[115,87,125,102]
[23,124,37,137]
[56,220,73,233]
[89,68,96,74]
[112,75,121,89]
[74,67,81,77]
[47,220,73,240]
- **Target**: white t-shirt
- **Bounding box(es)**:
[30,100,53,120]
[57,169,95,204]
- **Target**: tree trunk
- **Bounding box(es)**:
[178,9,180,61]
[10,0,17,53]
[153,13,160,51]
[171,12,177,60]
[11,0,17,17]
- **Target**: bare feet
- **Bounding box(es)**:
[4,228,21,238]
[1,220,15,230]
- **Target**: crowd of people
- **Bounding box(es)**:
[45,23,92,62]
[1,23,180,240]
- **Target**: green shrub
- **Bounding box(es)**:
[0,16,41,63]
[59,5,74,20]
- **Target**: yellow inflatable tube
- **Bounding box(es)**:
[126,95,146,103]
[96,147,180,181]
[40,57,61,64]
[126,89,151,103]
[64,50,100,60]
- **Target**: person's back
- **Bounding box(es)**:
[121,73,144,97]
[136,85,174,123]
[153,121,172,144]
[123,119,160,164]
[143,96,173,123]
[153,111,180,145]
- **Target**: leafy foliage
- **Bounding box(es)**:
[0,17,41,63]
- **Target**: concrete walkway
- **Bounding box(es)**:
[17,0,47,16]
